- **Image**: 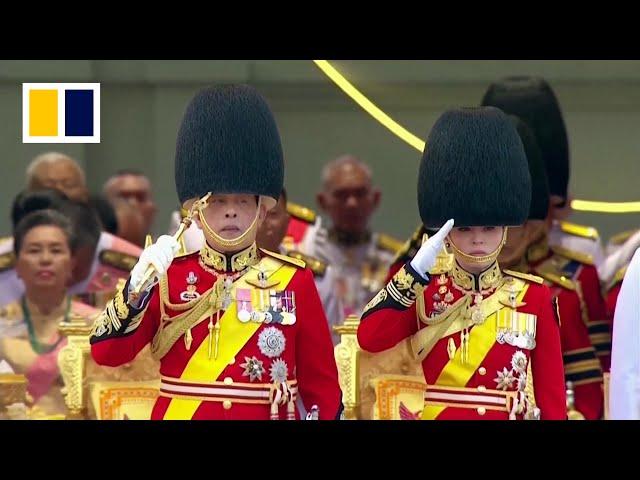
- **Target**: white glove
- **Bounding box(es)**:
[410,219,454,279]
[129,235,181,294]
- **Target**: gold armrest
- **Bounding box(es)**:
[57,321,93,419]
[334,316,360,419]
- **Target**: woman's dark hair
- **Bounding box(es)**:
[13,209,76,255]
[11,188,70,230]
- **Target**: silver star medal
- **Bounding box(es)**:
[511,351,528,374]
[270,358,289,384]
[494,367,516,391]
[240,356,265,382]
[258,326,286,358]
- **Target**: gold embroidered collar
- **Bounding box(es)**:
[451,260,502,293]
[199,242,259,273]
[328,228,372,247]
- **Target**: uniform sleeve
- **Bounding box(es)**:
[357,263,428,353]
[576,265,612,370]
[530,284,567,419]
[606,283,622,321]
[557,292,604,420]
[294,268,344,419]
[578,265,608,323]
[610,248,640,419]
[89,278,160,367]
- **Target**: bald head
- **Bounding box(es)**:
[321,155,373,191]
[26,152,88,203]
[317,155,380,235]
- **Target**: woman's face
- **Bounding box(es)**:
[448,226,505,271]
[16,225,73,290]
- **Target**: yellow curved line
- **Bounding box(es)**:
[312,59,640,214]
[313,60,426,152]
[572,200,640,214]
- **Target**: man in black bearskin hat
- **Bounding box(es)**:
[358,106,566,420]
[482,77,611,373]
[90,85,343,420]
[498,115,604,420]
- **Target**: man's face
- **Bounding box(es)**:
[105,175,157,233]
[114,200,147,247]
[317,162,380,234]
[256,194,290,252]
[33,161,88,203]
[192,194,267,252]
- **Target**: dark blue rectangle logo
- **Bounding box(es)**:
[65,89,94,136]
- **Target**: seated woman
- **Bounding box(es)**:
[0,209,97,418]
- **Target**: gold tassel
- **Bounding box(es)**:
[184,328,193,351]
[214,311,221,360]
[287,398,296,420]
[207,316,214,360]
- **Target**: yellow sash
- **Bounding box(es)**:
[421,283,529,420]
[163,257,297,419]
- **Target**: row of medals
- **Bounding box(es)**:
[180,271,297,326]
[431,274,535,357]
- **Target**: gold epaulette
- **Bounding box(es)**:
[532,268,577,291]
[286,202,316,224]
[259,248,306,269]
[608,265,628,291]
[608,229,639,247]
[0,251,16,273]
[551,245,594,266]
[99,250,140,272]
[376,233,404,254]
[560,221,600,241]
[286,250,327,277]
[503,269,544,285]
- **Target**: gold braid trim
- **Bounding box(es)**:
[151,286,217,360]
[573,280,591,325]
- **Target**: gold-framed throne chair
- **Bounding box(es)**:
[58,318,160,420]
[334,315,426,420]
